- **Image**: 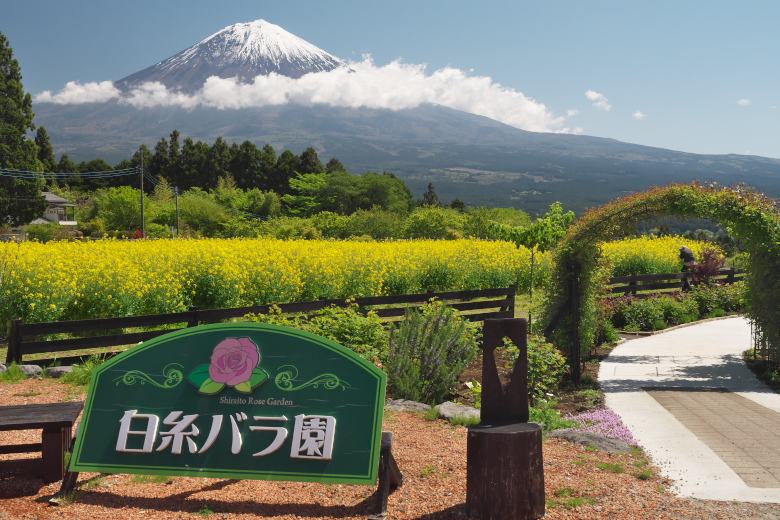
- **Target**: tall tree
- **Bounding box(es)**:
[270,149,300,195]
[228,140,262,189]
[298,147,325,175]
[57,154,77,174]
[150,136,170,180]
[422,183,441,207]
[0,31,46,226]
[180,137,210,190]
[168,130,182,183]
[204,136,231,189]
[325,157,346,173]
[34,126,56,172]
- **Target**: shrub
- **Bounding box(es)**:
[692,247,727,286]
[692,282,745,315]
[607,292,699,331]
[601,294,638,330]
[247,303,389,364]
[502,335,569,397]
[528,399,577,433]
[25,222,60,242]
[385,300,480,405]
[0,363,28,382]
[621,296,666,331]
[61,355,105,386]
[660,293,699,325]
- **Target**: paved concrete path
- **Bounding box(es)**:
[599,316,780,502]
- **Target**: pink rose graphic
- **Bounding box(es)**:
[208,337,260,387]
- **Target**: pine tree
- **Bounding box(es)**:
[34,126,56,172]
[422,183,441,207]
[298,147,325,174]
[0,30,46,226]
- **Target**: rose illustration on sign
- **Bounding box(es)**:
[187,337,269,395]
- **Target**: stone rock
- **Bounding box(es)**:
[547,429,633,454]
[435,402,480,422]
[46,366,73,378]
[386,399,431,413]
[0,364,6,373]
[18,365,43,377]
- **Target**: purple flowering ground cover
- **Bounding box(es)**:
[559,408,641,447]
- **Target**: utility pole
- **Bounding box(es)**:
[140,149,146,239]
[175,187,180,238]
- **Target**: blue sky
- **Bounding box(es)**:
[3,0,779,158]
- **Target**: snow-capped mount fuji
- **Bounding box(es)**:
[116,19,346,92]
[34,20,780,215]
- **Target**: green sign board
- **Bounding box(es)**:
[70,323,386,484]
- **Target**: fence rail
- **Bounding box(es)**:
[6,286,516,365]
[608,267,744,297]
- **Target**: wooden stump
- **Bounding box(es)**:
[466,422,545,520]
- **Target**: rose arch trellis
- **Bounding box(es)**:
[541,182,780,381]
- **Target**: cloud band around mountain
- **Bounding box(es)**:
[34,57,568,133]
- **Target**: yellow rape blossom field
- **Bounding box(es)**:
[602,236,713,277]
[0,236,711,325]
[0,238,545,325]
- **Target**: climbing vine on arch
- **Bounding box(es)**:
[541,182,780,373]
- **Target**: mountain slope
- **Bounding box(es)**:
[116,19,345,92]
[32,20,780,215]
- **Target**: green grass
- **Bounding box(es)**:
[555,487,576,498]
[547,496,597,510]
[598,462,625,473]
[424,407,441,421]
[633,469,654,480]
[576,389,602,408]
[13,391,43,397]
[60,355,106,386]
[82,474,109,489]
[0,363,28,383]
[195,504,216,517]
[448,414,481,426]
[132,474,174,484]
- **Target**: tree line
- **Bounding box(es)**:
[2,28,540,243]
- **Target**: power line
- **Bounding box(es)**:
[0,167,138,180]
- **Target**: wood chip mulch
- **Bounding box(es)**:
[2,379,780,519]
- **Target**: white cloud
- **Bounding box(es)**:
[35,80,121,104]
[585,90,612,111]
[633,111,646,120]
[567,109,579,117]
[34,57,568,133]
[738,99,752,106]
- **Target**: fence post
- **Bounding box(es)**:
[726,267,736,285]
[187,306,199,328]
[7,319,22,364]
[508,285,516,319]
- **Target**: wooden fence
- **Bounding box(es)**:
[6,286,516,365]
[608,267,744,298]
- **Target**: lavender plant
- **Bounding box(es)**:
[385,300,480,405]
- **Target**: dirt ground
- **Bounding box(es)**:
[3,335,780,518]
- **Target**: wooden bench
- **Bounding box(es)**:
[0,402,83,482]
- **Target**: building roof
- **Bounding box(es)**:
[42,191,76,207]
